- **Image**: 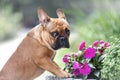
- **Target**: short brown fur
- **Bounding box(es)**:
[0,7,71,80]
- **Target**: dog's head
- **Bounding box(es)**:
[37,7,70,50]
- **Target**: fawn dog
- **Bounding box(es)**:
[0,7,71,80]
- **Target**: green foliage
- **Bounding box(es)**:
[56,8,120,69]
[101,37,120,80]
[0,4,22,41]
[91,10,120,38]
[71,9,120,51]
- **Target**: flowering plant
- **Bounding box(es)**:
[62,40,110,79]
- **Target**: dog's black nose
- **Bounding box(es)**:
[52,35,70,50]
[60,36,65,41]
[59,36,70,48]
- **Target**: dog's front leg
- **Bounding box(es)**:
[52,61,61,69]
[33,57,71,78]
[51,53,61,69]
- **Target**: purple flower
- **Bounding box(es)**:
[62,40,110,77]
[98,49,104,55]
[72,53,79,57]
[104,42,110,48]
[73,69,80,76]
[79,41,86,50]
[98,41,110,55]
[62,54,70,63]
[72,62,82,76]
[100,40,105,44]
[93,40,99,47]
[83,47,96,59]
[73,62,91,76]
[72,61,81,69]
[79,62,91,76]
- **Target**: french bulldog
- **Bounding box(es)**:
[0,7,71,80]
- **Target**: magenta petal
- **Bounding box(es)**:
[72,53,79,57]
[104,42,110,48]
[99,49,104,55]
[79,41,86,50]
[62,54,70,63]
[79,62,91,76]
[93,40,99,47]
[100,40,105,44]
[72,61,79,69]
[83,47,96,59]
[73,69,80,76]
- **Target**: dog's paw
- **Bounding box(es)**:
[56,70,72,78]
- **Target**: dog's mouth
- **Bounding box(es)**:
[51,36,70,50]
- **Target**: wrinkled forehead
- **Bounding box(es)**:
[47,18,70,31]
[51,18,69,26]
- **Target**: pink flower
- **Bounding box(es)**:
[73,62,91,76]
[72,53,79,57]
[93,40,99,47]
[62,54,70,63]
[100,40,105,44]
[83,47,96,59]
[72,62,82,76]
[98,49,104,55]
[79,41,86,50]
[73,69,80,76]
[79,62,91,76]
[72,61,82,69]
[98,41,110,55]
[104,42,110,48]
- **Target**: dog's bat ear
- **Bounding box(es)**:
[56,9,66,19]
[38,7,50,23]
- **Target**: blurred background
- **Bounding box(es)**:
[0,0,120,80]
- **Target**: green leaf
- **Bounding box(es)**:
[83,75,88,80]
[89,63,96,69]
[94,70,100,78]
[98,54,106,62]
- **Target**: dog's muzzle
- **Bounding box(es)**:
[52,36,70,50]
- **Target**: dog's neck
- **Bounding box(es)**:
[27,24,54,52]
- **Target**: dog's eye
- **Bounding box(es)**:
[51,31,59,37]
[65,28,70,36]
